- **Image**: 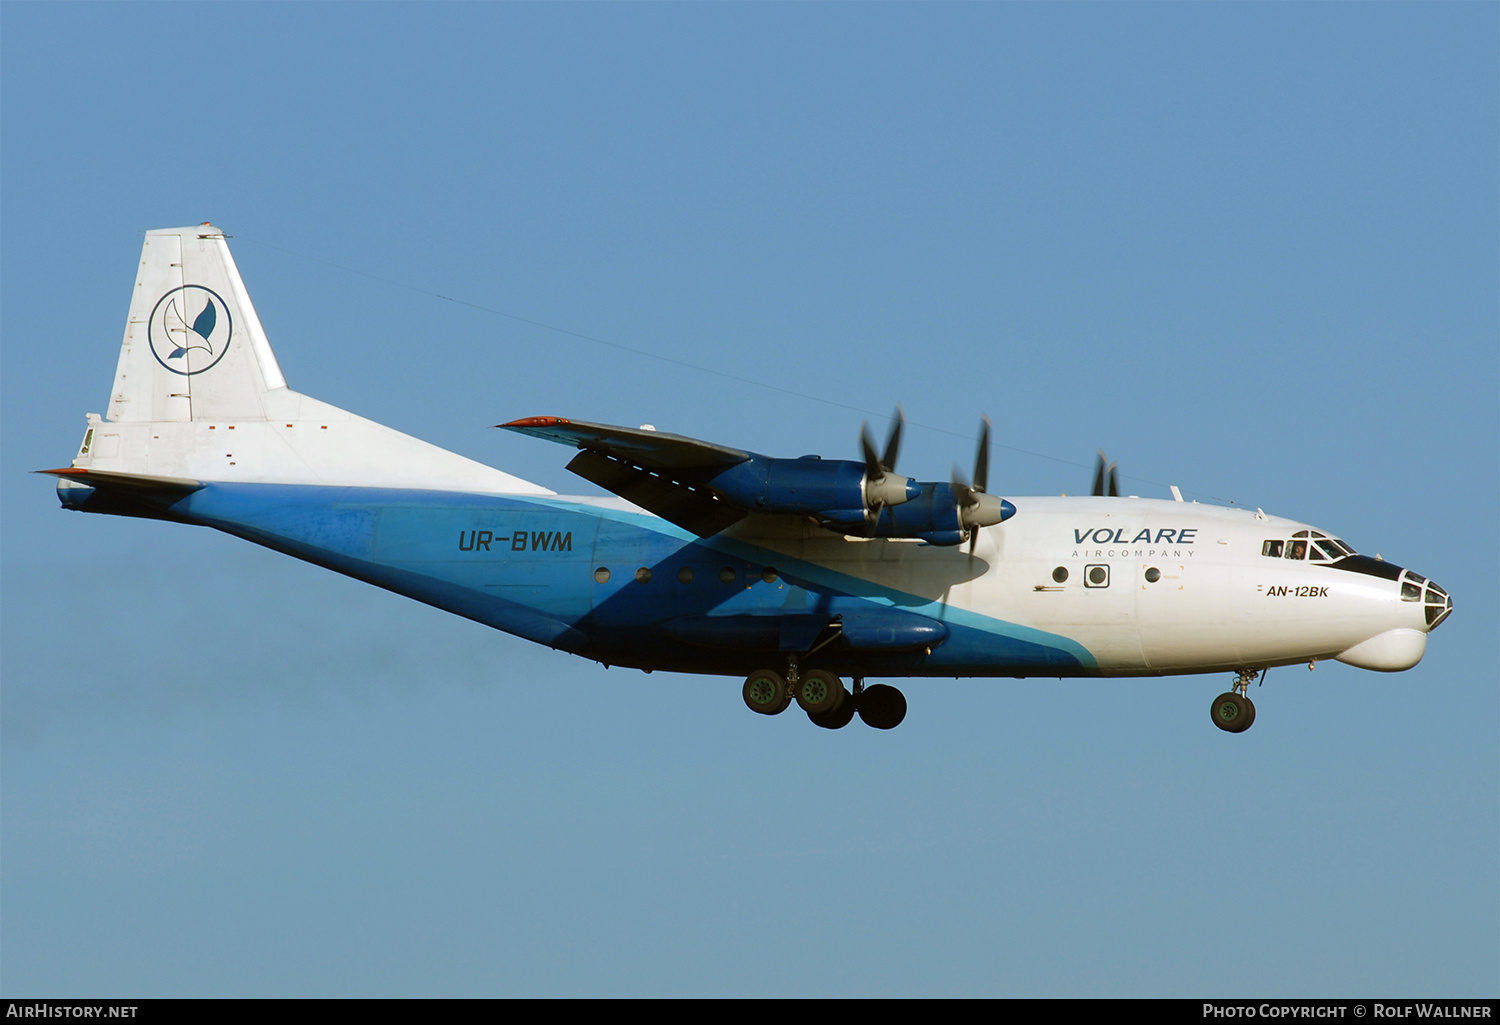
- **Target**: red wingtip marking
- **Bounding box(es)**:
[501,416,572,428]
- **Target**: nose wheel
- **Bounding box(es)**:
[1211,669,1261,733]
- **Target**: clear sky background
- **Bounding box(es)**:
[2,3,1495,998]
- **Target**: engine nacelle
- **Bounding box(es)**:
[707,456,918,521]
[869,483,1016,544]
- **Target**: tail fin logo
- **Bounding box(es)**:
[147,285,233,375]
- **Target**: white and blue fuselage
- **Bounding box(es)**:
[48,225,1451,730]
[54,475,1444,679]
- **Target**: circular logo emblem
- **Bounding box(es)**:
[147,285,233,375]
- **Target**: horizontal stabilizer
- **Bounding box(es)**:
[38,467,204,494]
[41,466,204,521]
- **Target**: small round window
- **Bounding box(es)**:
[677,566,694,584]
[1052,566,1068,583]
[719,567,737,584]
[1144,567,1161,583]
[634,567,652,583]
[594,567,611,584]
[762,567,778,583]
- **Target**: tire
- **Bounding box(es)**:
[809,686,856,729]
[743,670,789,715]
[795,670,844,715]
[1210,692,1252,733]
[857,684,907,730]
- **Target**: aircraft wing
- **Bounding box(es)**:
[499,417,750,470]
[498,417,752,536]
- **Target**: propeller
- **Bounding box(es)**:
[952,416,1004,556]
[859,406,912,530]
[1092,451,1120,497]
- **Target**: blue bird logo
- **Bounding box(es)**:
[147,285,233,376]
[164,295,218,358]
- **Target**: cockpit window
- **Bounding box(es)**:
[1313,539,1343,561]
[1424,583,1452,627]
[1262,534,1355,560]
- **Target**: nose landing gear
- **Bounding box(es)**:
[1211,668,1261,733]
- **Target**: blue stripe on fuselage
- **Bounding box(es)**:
[161,483,1094,676]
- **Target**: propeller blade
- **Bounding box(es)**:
[881,406,904,472]
[950,464,970,499]
[860,421,883,483]
[973,416,991,494]
[861,413,917,517]
[1092,450,1121,497]
[949,466,977,558]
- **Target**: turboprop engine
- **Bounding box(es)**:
[706,412,919,527]
[873,482,1014,546]
[862,416,1013,548]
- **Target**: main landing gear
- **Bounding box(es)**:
[1210,668,1261,733]
[742,661,907,730]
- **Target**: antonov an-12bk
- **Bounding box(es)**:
[45,225,1453,732]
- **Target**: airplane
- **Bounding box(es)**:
[42,224,1453,733]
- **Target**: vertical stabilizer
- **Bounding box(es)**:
[108,224,286,422]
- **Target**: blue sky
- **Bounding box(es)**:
[2,3,1495,997]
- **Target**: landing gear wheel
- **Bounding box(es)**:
[857,684,907,730]
[809,685,856,729]
[795,670,844,716]
[1210,692,1256,733]
[743,670,789,716]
